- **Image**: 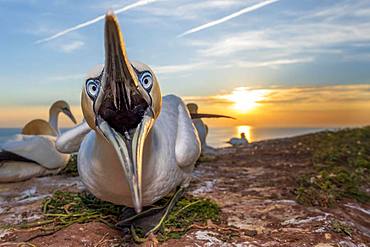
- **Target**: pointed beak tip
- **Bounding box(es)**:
[105,10,116,21]
[63,109,77,124]
[135,206,142,214]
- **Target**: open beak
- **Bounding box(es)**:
[95,11,154,213]
[63,108,77,124]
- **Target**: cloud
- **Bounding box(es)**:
[35,0,159,44]
[233,57,314,68]
[180,0,370,68]
[47,73,85,81]
[195,21,370,58]
[301,0,370,21]
[178,0,280,37]
[259,84,370,105]
[153,57,312,75]
[183,84,370,106]
[152,62,207,74]
[59,41,85,53]
[137,0,247,21]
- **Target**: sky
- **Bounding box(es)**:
[0,0,369,128]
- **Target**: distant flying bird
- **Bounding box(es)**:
[187,103,234,154]
[56,12,201,216]
[228,132,249,146]
[0,100,77,182]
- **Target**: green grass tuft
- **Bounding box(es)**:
[40,191,124,228]
[295,126,370,207]
[158,197,220,241]
[18,190,220,242]
[330,219,352,237]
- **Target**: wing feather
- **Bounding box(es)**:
[1,135,69,169]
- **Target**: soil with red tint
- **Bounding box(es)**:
[1,135,369,246]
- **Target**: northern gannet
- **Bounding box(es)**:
[0,100,77,182]
[187,103,234,154]
[56,12,201,214]
[22,100,77,136]
[228,132,249,146]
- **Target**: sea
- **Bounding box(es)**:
[0,126,334,148]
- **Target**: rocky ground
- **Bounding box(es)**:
[0,134,369,246]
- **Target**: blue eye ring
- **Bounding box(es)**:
[139,72,153,91]
[86,79,100,98]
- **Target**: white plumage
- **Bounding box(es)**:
[228,133,249,146]
[0,135,71,182]
[0,101,76,182]
[60,95,201,207]
[57,12,201,213]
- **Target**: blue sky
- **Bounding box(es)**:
[0,0,369,127]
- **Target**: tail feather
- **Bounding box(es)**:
[0,151,37,163]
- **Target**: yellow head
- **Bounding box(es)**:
[186,103,198,114]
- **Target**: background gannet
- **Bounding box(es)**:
[187,103,234,154]
[57,12,201,214]
[0,100,77,182]
[22,100,77,136]
[228,132,249,146]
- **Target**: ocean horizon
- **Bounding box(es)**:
[0,126,339,148]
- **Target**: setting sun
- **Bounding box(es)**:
[224,87,268,113]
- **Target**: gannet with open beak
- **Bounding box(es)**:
[57,12,201,213]
[0,100,77,182]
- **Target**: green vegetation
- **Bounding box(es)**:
[330,219,352,237]
[157,197,220,241]
[295,126,370,207]
[19,191,124,232]
[20,190,219,242]
[60,154,78,177]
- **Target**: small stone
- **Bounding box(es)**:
[338,241,357,247]
[244,229,257,237]
[324,233,331,240]
[314,244,334,247]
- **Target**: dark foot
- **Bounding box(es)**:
[116,187,185,240]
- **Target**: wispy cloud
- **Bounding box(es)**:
[196,21,370,58]
[153,57,312,75]
[259,84,370,105]
[184,84,370,106]
[153,62,207,74]
[35,0,159,44]
[59,41,85,53]
[176,0,370,73]
[178,0,280,37]
[137,0,246,21]
[47,73,84,81]
[234,57,314,68]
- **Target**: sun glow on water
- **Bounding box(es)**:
[237,125,252,142]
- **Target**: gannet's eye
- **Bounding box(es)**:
[139,72,153,91]
[86,79,100,98]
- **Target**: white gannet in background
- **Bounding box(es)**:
[22,100,76,136]
[228,132,249,146]
[0,100,77,182]
[187,103,234,154]
[56,12,201,214]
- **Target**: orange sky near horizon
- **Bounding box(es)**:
[0,84,369,129]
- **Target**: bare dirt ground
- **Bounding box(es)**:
[1,135,369,246]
